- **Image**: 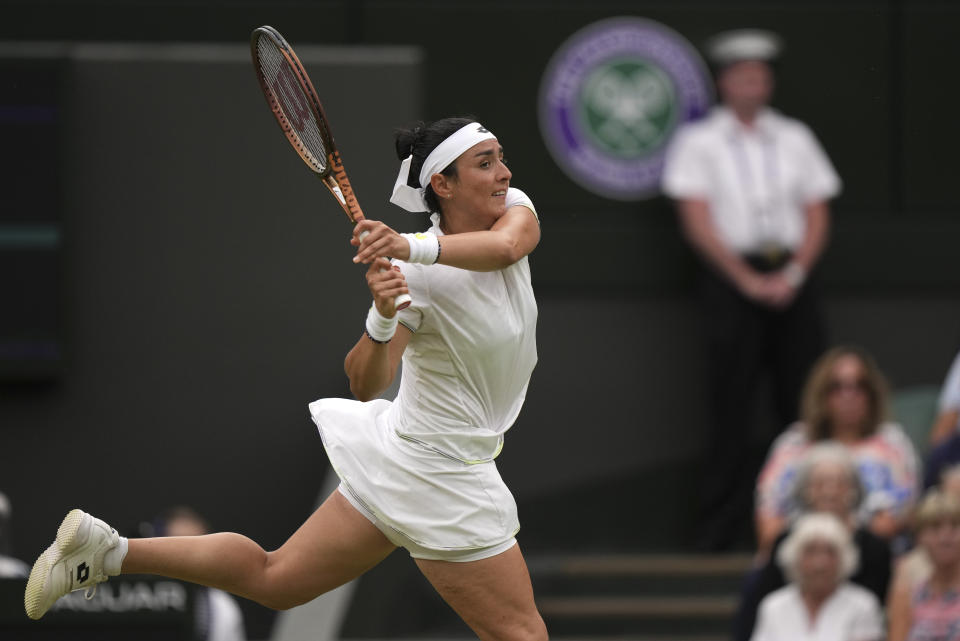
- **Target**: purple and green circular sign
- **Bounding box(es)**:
[539,17,713,200]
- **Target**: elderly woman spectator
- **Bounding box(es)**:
[888,489,960,641]
[756,345,920,552]
[751,512,884,641]
[735,443,891,641]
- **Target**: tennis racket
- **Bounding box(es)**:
[250,25,411,311]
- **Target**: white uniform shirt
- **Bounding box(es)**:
[389,190,539,463]
[751,583,884,641]
[662,106,841,253]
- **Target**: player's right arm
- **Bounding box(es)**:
[344,258,412,401]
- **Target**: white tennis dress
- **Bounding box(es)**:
[309,189,538,551]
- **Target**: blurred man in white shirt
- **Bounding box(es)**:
[662,29,841,550]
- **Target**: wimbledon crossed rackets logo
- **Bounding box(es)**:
[539,17,712,200]
[580,59,676,157]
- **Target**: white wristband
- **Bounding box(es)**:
[401,232,440,265]
[783,261,807,288]
[365,304,398,343]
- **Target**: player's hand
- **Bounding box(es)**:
[366,257,408,317]
[352,220,409,264]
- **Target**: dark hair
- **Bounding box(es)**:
[394,116,475,213]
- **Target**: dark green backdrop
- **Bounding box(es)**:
[1,2,958,638]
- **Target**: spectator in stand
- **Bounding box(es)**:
[0,491,29,578]
[662,28,841,550]
[751,512,884,641]
[928,350,960,447]
[943,465,960,498]
[888,490,960,641]
[756,346,919,553]
[923,350,960,491]
[888,465,960,612]
[158,507,247,641]
[735,442,891,641]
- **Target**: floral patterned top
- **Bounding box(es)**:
[907,580,960,641]
[755,422,920,523]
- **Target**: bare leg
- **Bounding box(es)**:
[415,543,548,641]
[122,490,395,610]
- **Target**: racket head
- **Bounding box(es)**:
[251,26,364,223]
[251,27,405,308]
[251,26,330,175]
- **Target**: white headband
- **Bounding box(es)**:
[389,122,497,212]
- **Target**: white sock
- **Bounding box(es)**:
[103,536,128,576]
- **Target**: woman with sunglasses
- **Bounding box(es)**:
[755,346,919,554]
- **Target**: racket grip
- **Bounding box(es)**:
[357,231,412,311]
[394,292,412,310]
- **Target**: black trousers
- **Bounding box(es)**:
[695,259,826,550]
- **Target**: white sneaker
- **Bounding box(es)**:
[24,509,120,620]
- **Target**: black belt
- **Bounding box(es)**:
[742,246,792,273]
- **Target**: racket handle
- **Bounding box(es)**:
[395,292,412,310]
[358,231,412,311]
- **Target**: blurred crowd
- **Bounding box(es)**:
[729,345,960,641]
[662,28,960,641]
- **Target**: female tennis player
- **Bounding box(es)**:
[25,117,547,641]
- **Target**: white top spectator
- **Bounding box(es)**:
[0,491,28,578]
[751,583,883,641]
[0,556,28,578]
[205,588,246,641]
[662,106,841,253]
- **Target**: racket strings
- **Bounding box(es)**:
[256,37,328,172]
